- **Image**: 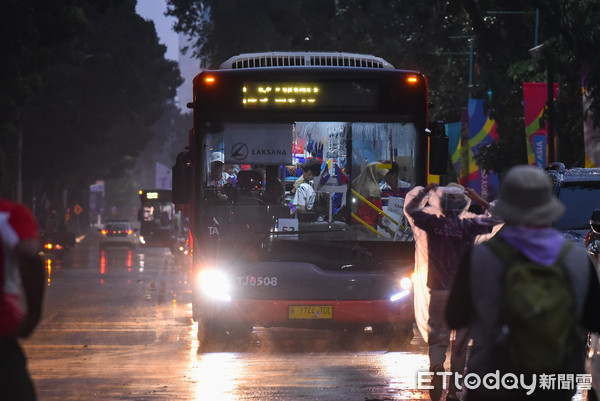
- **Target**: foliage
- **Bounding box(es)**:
[1,0,183,224]
[0,0,86,196]
[167,0,600,177]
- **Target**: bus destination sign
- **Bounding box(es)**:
[241,81,378,110]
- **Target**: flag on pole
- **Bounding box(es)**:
[523,82,558,167]
[467,99,499,202]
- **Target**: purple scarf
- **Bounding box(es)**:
[499,226,565,266]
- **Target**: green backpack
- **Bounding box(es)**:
[485,237,576,374]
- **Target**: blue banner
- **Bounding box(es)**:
[533,134,547,168]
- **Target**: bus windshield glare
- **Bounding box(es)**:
[201,121,417,243]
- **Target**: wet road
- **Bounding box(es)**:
[22,232,431,400]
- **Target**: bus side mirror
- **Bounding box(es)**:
[428,121,448,175]
[172,150,191,205]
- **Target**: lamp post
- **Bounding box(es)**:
[447,36,475,99]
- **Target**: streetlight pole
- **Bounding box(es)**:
[448,36,475,99]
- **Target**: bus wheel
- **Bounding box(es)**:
[225,323,253,344]
[375,323,414,349]
[197,319,223,344]
[197,320,252,347]
[336,325,365,349]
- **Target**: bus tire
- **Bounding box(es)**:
[376,322,414,349]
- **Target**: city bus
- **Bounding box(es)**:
[172,52,448,346]
[137,189,177,247]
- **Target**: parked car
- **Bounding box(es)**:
[545,162,600,243]
[546,163,600,400]
[99,220,137,249]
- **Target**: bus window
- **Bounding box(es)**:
[198,121,417,241]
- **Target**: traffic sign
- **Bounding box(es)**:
[74,204,83,215]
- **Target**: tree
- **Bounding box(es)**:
[0,0,86,198]
[166,0,600,177]
[14,0,183,224]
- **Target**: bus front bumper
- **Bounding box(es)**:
[192,296,414,329]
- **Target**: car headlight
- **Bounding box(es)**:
[198,269,232,301]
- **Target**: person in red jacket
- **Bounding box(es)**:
[0,163,46,400]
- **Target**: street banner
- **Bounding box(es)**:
[523,82,558,167]
[467,99,500,202]
[446,121,462,179]
[533,134,547,168]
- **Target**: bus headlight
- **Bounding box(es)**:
[390,273,413,302]
[198,269,232,301]
[400,277,412,290]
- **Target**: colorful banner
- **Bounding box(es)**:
[447,121,462,178]
[467,99,499,202]
[448,108,470,187]
[523,82,558,167]
[532,134,547,168]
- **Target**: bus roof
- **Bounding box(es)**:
[219,52,395,70]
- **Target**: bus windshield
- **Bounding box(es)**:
[200,121,417,243]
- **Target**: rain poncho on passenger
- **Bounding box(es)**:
[351,162,390,229]
[404,185,495,341]
[351,162,388,199]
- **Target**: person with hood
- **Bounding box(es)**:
[446,165,600,401]
[404,183,495,401]
[352,162,394,236]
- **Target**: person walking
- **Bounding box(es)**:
[446,165,600,401]
[0,165,46,400]
[404,183,495,401]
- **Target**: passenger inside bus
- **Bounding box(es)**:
[291,158,321,196]
[290,159,322,220]
[352,162,396,237]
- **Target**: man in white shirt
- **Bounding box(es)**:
[294,182,316,212]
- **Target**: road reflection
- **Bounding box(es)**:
[32,244,430,400]
[187,324,430,400]
[45,257,53,286]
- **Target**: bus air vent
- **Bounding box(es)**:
[220,52,395,70]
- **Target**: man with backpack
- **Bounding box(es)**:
[446,165,600,401]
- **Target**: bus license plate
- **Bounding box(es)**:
[288,305,333,319]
